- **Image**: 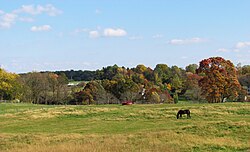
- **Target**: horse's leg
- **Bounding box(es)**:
[176,113,179,119]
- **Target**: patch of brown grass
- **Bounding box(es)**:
[2,133,177,152]
[2,130,249,152]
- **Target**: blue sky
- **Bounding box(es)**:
[0,0,250,73]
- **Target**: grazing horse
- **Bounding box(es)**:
[177,109,191,119]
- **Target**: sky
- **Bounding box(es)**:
[0,0,250,73]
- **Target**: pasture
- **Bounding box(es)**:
[0,102,249,152]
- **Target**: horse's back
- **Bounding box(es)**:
[184,109,190,114]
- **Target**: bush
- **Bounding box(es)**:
[173,93,178,104]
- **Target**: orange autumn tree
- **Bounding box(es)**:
[197,57,241,103]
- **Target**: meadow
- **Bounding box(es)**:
[0,102,249,152]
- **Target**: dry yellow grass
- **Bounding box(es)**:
[2,130,248,152]
[0,106,119,120]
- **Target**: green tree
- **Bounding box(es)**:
[185,64,198,74]
[132,74,145,84]
[143,67,154,81]
[134,64,147,74]
[242,65,250,75]
[238,74,250,88]
[102,64,119,80]
[169,66,187,96]
[153,64,171,84]
[170,76,183,92]
[171,66,183,77]
[119,79,140,101]
[102,80,119,104]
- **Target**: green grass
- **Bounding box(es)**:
[0,102,249,152]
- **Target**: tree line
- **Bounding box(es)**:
[0,57,249,104]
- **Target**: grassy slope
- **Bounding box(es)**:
[0,102,249,152]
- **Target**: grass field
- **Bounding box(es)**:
[0,102,249,152]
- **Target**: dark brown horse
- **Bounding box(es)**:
[177,109,191,119]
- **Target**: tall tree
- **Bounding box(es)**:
[197,57,241,103]
[21,72,49,104]
[154,64,171,84]
[20,72,69,104]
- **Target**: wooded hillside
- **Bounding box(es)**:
[1,57,249,104]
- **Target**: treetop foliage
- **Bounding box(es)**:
[197,57,243,103]
[1,57,249,104]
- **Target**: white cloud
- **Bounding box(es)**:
[212,41,250,66]
[14,5,37,15]
[19,17,34,22]
[72,27,128,38]
[168,37,205,45]
[103,28,127,37]
[216,48,230,52]
[40,4,62,16]
[0,4,61,29]
[0,13,17,28]
[129,36,143,40]
[89,30,100,38]
[152,34,163,39]
[236,41,250,49]
[30,25,51,32]
[215,41,250,53]
[15,4,62,16]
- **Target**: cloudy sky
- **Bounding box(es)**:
[0,0,250,73]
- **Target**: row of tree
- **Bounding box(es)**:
[0,70,69,104]
[0,57,249,104]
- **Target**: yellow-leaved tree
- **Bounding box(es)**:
[0,68,20,100]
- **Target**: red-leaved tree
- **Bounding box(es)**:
[197,57,241,103]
